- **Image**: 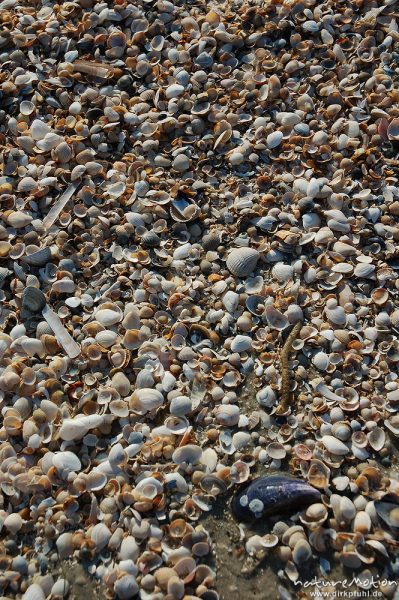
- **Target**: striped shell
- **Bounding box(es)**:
[22,247,52,266]
[226,248,260,277]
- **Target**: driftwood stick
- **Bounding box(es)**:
[275,321,303,416]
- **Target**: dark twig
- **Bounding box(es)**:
[275,321,303,416]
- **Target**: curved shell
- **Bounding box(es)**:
[226,247,260,277]
[232,475,321,521]
[129,388,164,414]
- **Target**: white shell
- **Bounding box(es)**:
[7,211,33,228]
[226,247,260,277]
[96,330,119,347]
[272,262,293,282]
[222,290,239,312]
[95,307,123,326]
[214,404,240,425]
[354,263,375,278]
[22,584,45,600]
[4,513,23,534]
[321,435,350,455]
[119,536,140,561]
[230,335,252,352]
[91,523,111,551]
[312,351,329,371]
[114,575,139,599]
[165,84,185,99]
[172,444,203,465]
[53,451,81,474]
[129,388,164,414]
[42,305,81,359]
[55,532,74,559]
[59,414,104,441]
[266,130,283,149]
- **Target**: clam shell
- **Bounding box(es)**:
[95,306,123,326]
[232,475,321,521]
[230,335,252,353]
[222,290,239,312]
[321,435,350,455]
[226,247,260,277]
[22,287,46,313]
[267,130,283,149]
[129,388,164,414]
[22,585,45,600]
[272,262,294,282]
[264,305,289,330]
[7,211,33,228]
[96,330,119,348]
[172,444,203,465]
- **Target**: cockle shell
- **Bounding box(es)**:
[226,248,260,277]
[232,475,321,521]
[129,388,164,414]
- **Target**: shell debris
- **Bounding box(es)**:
[0,0,399,597]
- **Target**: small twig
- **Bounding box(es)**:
[275,321,303,416]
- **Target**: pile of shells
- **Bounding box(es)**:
[1,0,399,597]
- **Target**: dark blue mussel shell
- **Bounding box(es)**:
[232,475,321,521]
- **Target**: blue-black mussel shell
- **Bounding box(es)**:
[232,474,321,521]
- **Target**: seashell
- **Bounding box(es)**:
[226,247,260,277]
[264,305,289,330]
[232,475,321,521]
[42,305,81,359]
[272,262,294,282]
[141,230,160,247]
[7,211,33,228]
[165,84,185,99]
[266,442,286,460]
[56,532,74,559]
[325,302,346,326]
[129,388,164,414]
[312,352,329,371]
[202,230,221,251]
[170,395,192,416]
[367,427,385,451]
[4,512,23,534]
[246,295,265,316]
[22,287,46,313]
[114,575,139,599]
[387,118,399,141]
[299,503,328,528]
[266,130,283,149]
[292,539,312,564]
[214,404,240,426]
[95,306,123,326]
[59,415,104,441]
[375,496,399,529]
[331,421,351,442]
[96,330,118,348]
[321,435,350,455]
[172,444,203,466]
[91,523,111,551]
[22,247,53,266]
[119,536,139,561]
[230,335,252,353]
[111,372,131,397]
[22,584,45,600]
[307,459,330,489]
[354,263,375,278]
[353,511,371,534]
[222,290,239,313]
